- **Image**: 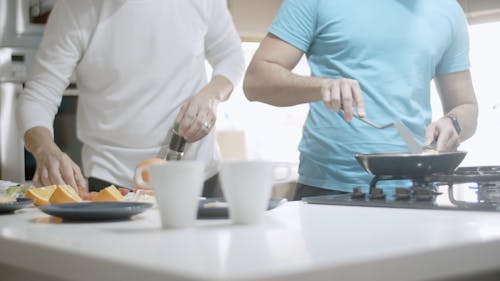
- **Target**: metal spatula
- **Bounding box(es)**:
[392,122,423,154]
[351,112,423,154]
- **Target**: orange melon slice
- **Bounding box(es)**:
[49,184,82,204]
[92,185,124,202]
[24,185,57,206]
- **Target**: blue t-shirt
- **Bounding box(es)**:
[269,0,470,192]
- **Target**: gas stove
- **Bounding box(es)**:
[303,166,500,212]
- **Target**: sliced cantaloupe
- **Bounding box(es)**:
[92,185,124,202]
[49,184,82,204]
[24,185,57,206]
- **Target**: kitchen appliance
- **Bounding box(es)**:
[0,0,53,47]
[303,166,500,212]
[1,0,80,182]
[0,47,36,182]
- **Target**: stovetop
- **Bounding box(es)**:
[303,166,500,212]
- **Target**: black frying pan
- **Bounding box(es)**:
[355,151,467,177]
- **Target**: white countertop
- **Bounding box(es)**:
[2,201,500,281]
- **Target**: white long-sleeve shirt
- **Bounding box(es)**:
[17,0,245,188]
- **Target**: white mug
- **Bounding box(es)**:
[136,161,204,229]
[219,160,291,224]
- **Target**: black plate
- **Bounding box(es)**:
[39,202,153,221]
[0,198,34,214]
[198,198,287,219]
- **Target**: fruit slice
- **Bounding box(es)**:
[80,192,98,201]
[24,185,57,206]
[118,187,130,196]
[92,185,124,202]
[6,185,30,197]
[0,194,15,204]
[49,185,82,204]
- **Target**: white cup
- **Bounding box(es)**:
[219,160,291,224]
[135,161,204,229]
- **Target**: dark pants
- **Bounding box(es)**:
[88,174,223,198]
[293,182,348,201]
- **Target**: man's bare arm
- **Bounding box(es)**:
[244,33,365,121]
[425,70,478,150]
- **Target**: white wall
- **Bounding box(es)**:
[432,21,500,166]
[215,43,308,163]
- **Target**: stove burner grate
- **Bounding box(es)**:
[301,166,500,212]
[368,166,500,194]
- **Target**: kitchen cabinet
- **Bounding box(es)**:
[227,0,282,41]
[226,0,500,42]
[458,0,500,24]
[2,202,500,281]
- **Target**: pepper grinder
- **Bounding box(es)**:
[165,123,186,161]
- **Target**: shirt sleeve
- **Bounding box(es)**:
[204,0,245,88]
[435,4,470,75]
[268,0,319,53]
[16,0,84,137]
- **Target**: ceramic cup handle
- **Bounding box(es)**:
[134,165,152,188]
[272,162,293,184]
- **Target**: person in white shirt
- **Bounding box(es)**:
[16,0,245,194]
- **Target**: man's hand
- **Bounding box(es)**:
[175,75,233,143]
[174,91,218,143]
[424,116,460,152]
[31,142,86,193]
[25,127,86,193]
[319,78,365,122]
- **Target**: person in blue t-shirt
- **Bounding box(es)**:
[243,0,478,200]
